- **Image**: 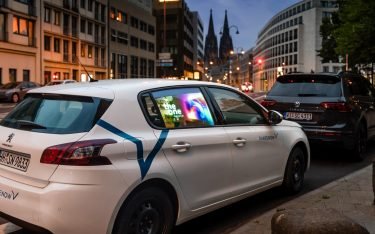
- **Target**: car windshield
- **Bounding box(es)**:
[268,75,342,97]
[1,82,20,89]
[0,94,112,134]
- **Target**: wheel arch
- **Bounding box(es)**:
[292,141,309,172]
[111,178,179,232]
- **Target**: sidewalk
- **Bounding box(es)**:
[231,165,375,234]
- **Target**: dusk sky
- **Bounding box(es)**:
[185,0,301,51]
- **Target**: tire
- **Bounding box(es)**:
[113,187,175,234]
[11,93,19,103]
[282,147,305,195]
[350,123,367,161]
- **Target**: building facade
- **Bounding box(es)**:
[253,0,343,91]
[109,0,156,79]
[192,11,204,80]
[153,0,194,79]
[0,0,40,84]
[0,0,158,85]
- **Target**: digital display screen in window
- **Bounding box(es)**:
[154,89,214,128]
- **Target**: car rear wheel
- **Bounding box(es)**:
[113,186,175,234]
[351,123,367,161]
[282,147,305,194]
[11,93,19,103]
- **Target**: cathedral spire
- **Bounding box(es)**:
[219,10,234,63]
[204,9,218,64]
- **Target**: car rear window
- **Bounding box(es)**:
[268,75,342,97]
[0,94,112,134]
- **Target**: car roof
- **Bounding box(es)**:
[28,79,230,99]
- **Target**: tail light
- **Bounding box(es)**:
[41,139,117,166]
[261,99,277,108]
[320,102,352,112]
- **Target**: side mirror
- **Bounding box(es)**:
[268,110,283,125]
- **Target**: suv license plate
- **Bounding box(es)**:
[285,112,313,121]
[0,149,30,172]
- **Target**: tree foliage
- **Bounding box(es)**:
[318,0,375,68]
[317,13,340,63]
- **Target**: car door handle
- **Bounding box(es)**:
[233,138,246,147]
[172,143,191,153]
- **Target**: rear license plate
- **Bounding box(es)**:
[285,112,313,121]
[0,148,30,172]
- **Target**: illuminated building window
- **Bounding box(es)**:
[13,16,28,36]
[81,43,85,57]
[88,45,92,58]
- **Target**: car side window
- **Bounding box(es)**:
[140,93,164,128]
[150,88,215,129]
[28,82,37,88]
[208,88,267,125]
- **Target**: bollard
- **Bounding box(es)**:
[271,208,370,234]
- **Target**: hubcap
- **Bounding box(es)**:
[293,157,301,182]
[130,201,161,234]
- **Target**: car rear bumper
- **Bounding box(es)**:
[0,175,123,234]
[303,127,355,149]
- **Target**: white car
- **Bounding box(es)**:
[0,79,310,233]
[46,79,77,86]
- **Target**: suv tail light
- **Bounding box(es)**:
[261,100,277,108]
[320,102,352,112]
[41,139,116,166]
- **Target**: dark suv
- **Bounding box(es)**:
[261,72,375,160]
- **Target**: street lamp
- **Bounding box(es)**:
[220,25,240,35]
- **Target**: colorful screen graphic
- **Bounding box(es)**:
[155,89,214,128]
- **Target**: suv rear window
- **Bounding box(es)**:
[0,94,112,134]
[268,75,342,97]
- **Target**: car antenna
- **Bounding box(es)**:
[75,55,98,82]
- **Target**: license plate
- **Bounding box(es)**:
[285,112,313,121]
[0,149,30,172]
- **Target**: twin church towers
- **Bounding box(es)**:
[204,9,234,66]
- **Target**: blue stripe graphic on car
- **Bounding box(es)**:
[97,119,169,180]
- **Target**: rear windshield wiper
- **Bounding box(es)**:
[16,120,47,129]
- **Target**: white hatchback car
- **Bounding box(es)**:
[0,79,310,234]
[45,79,77,86]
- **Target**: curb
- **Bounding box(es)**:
[231,165,374,234]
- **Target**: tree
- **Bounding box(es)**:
[318,0,375,71]
[317,13,340,63]
[334,0,375,67]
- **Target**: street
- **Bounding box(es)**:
[0,103,374,233]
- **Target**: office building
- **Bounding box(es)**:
[109,0,156,79]
[253,0,343,91]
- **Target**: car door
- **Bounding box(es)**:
[207,87,288,195]
[358,76,375,138]
[145,87,233,210]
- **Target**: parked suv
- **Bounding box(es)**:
[262,72,375,160]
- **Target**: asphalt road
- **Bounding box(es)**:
[0,102,374,233]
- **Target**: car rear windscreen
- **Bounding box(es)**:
[0,94,112,134]
[268,75,342,97]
